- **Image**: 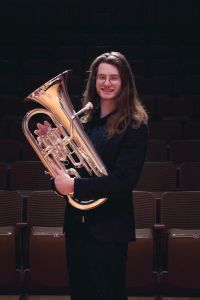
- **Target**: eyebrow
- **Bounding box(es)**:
[97,73,120,76]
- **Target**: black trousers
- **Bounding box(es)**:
[65,223,128,300]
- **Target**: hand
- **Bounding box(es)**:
[34,120,51,136]
[34,120,52,146]
[51,163,74,196]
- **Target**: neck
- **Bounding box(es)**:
[100,100,116,118]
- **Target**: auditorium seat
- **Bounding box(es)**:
[0,54,19,74]
[0,75,22,95]
[0,162,8,189]
[179,45,200,59]
[193,95,200,118]
[0,190,23,293]
[0,45,23,61]
[0,139,21,162]
[9,161,51,191]
[9,118,26,141]
[22,59,51,76]
[21,141,39,161]
[175,75,200,94]
[135,161,177,194]
[136,76,174,95]
[66,73,83,96]
[23,74,50,97]
[85,45,113,64]
[118,45,146,60]
[146,139,168,161]
[23,190,69,293]
[148,120,183,142]
[183,120,200,139]
[159,191,200,294]
[180,58,200,76]
[149,59,178,76]
[129,59,146,76]
[0,95,22,117]
[141,95,156,118]
[26,45,54,60]
[179,162,200,190]
[126,191,157,294]
[0,120,8,138]
[147,45,177,59]
[169,139,200,163]
[156,95,193,120]
[54,45,84,60]
[53,59,83,76]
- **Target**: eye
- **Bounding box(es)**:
[96,74,106,81]
[110,75,119,81]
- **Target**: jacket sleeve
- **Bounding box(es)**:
[73,123,148,199]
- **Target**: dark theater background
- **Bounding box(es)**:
[0,0,200,299]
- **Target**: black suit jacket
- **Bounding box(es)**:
[64,115,148,243]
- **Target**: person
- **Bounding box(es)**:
[35,51,148,300]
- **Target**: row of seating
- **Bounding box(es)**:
[1,38,200,61]
[144,95,200,121]
[2,1,196,30]
[2,73,200,98]
[1,94,200,122]
[0,116,200,139]
[0,160,200,193]
[1,0,199,34]
[148,121,200,141]
[0,190,200,295]
[1,138,200,162]
[2,57,200,78]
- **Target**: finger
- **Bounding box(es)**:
[37,123,49,135]
[36,136,42,144]
[51,162,63,175]
[34,129,40,136]
[44,120,51,130]
[44,120,51,125]
[36,122,44,129]
[34,127,44,136]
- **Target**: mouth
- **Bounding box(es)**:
[100,88,114,93]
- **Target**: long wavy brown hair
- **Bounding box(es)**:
[82,51,148,138]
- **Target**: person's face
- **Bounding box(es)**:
[95,63,122,102]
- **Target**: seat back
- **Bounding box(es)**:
[9,161,51,190]
[0,190,23,292]
[24,190,68,293]
[179,162,200,190]
[136,162,177,192]
[160,191,200,293]
[126,191,157,294]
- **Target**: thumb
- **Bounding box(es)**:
[51,162,64,176]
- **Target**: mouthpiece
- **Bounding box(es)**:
[85,102,93,111]
[73,102,93,119]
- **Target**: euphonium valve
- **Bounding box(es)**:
[22,70,108,210]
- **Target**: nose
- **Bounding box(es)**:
[104,77,112,85]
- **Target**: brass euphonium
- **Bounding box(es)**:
[22,70,108,210]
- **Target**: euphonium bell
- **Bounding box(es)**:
[22,70,108,210]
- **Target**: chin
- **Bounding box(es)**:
[101,93,116,100]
